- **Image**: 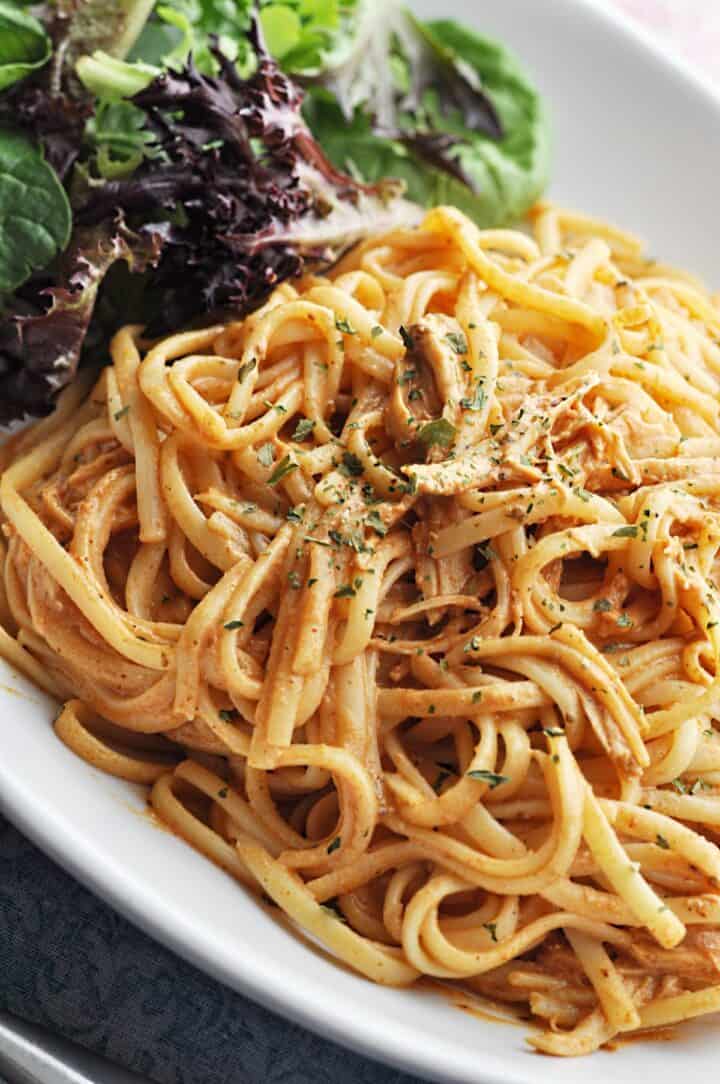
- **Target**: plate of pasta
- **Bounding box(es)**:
[1,0,720,1081]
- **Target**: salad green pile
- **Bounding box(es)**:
[0,0,550,421]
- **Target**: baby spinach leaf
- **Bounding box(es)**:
[0,129,71,294]
[0,1,158,184]
[0,1,51,91]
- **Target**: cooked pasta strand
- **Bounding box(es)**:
[2,204,720,1056]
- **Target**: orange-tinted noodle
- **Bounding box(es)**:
[2,203,720,1055]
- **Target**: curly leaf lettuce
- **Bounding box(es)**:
[0,220,163,423]
[0,0,160,294]
[0,1,551,423]
[0,25,417,420]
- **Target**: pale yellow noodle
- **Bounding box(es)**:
[2,204,720,1056]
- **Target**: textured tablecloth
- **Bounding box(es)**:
[0,4,716,1084]
[0,816,416,1084]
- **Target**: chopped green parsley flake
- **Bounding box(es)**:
[267,456,298,485]
[237,359,256,383]
[460,383,487,412]
[335,318,356,335]
[366,510,386,537]
[474,541,496,568]
[257,443,275,467]
[334,583,357,599]
[292,418,315,441]
[445,331,468,355]
[467,770,509,788]
[399,325,414,351]
[417,418,456,448]
[339,451,364,477]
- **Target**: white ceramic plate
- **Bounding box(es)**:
[2,2,720,1081]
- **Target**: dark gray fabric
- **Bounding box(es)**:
[0,815,420,1084]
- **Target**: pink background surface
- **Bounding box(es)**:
[614,0,720,80]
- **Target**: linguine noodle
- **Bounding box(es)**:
[2,203,720,1054]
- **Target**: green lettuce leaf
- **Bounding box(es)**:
[305,14,550,226]
[89,100,160,179]
[421,18,551,223]
[0,1,51,91]
[0,129,72,294]
[129,0,356,76]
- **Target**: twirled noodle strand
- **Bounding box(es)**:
[2,204,720,1054]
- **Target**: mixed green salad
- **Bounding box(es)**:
[0,0,550,421]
